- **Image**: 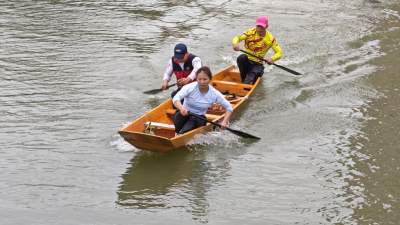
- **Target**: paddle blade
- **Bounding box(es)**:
[142,83,176,94]
[226,127,261,140]
[143,88,163,94]
[272,63,302,75]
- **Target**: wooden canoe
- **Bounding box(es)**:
[119,65,260,153]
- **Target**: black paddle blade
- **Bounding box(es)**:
[226,127,261,139]
[142,83,176,94]
[143,88,164,94]
[273,63,302,75]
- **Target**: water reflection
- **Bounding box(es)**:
[117,148,230,222]
[117,150,193,208]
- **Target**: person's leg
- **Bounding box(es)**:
[178,118,197,134]
[179,114,207,134]
[237,54,251,83]
[193,114,207,127]
[244,63,264,84]
[173,111,189,134]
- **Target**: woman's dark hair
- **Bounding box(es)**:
[196,66,212,79]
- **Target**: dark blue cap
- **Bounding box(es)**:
[174,43,187,59]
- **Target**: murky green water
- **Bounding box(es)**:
[1,1,399,224]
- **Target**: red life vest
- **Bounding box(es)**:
[172,54,196,79]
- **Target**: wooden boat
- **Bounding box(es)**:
[118,65,260,153]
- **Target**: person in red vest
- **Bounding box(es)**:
[161,43,202,98]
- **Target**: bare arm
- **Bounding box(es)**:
[162,60,173,89]
[174,100,188,116]
[220,111,232,129]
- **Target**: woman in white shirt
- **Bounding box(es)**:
[172,66,233,134]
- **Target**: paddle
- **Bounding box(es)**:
[188,112,260,140]
[143,83,176,94]
[240,49,302,75]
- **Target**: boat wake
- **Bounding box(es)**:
[110,135,138,153]
[186,130,247,151]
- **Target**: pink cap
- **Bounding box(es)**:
[256,16,268,28]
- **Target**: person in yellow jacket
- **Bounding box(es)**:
[232,16,283,84]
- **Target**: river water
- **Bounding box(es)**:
[1,1,399,224]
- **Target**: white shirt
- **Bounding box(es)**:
[162,56,202,81]
[173,82,233,115]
